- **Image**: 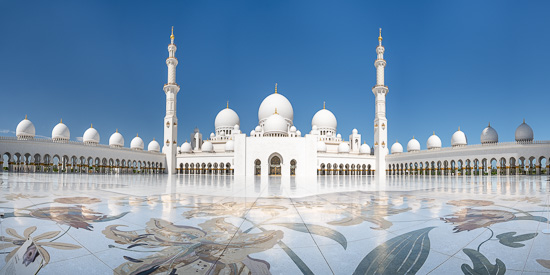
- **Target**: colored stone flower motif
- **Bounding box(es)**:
[183,202,288,219]
[441,208,515,232]
[113,196,160,206]
[447,199,494,207]
[15,206,128,230]
[103,217,284,274]
[4,193,46,200]
[322,202,411,230]
[54,197,101,204]
[0,226,81,264]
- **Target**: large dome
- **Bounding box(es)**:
[52,120,70,141]
[451,128,467,147]
[338,142,350,153]
[317,141,327,152]
[202,141,213,152]
[515,120,534,142]
[258,90,293,123]
[215,108,240,130]
[407,137,420,152]
[481,123,498,144]
[16,116,35,139]
[83,125,100,144]
[180,141,192,153]
[264,113,288,135]
[427,133,442,149]
[109,130,124,148]
[391,141,403,154]
[311,108,337,130]
[148,139,161,152]
[360,142,371,154]
[130,134,144,150]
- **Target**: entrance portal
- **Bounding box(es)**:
[269,156,281,175]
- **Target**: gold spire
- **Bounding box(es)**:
[323,101,326,109]
[91,123,93,128]
[153,137,155,141]
[433,131,435,135]
[274,83,278,94]
[378,28,382,42]
[25,114,27,120]
[116,129,118,133]
[488,122,491,127]
[136,133,139,137]
[60,118,63,124]
[170,26,174,40]
[458,126,460,131]
[274,108,278,114]
[523,118,525,123]
[226,101,229,109]
[413,135,415,139]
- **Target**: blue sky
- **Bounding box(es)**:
[1,1,549,149]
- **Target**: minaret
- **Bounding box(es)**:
[373,28,388,181]
[163,26,180,174]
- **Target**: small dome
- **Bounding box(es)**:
[481,123,498,144]
[407,137,420,152]
[290,126,297,132]
[202,141,213,152]
[219,131,226,137]
[148,139,161,152]
[215,108,240,130]
[360,143,371,154]
[311,108,337,130]
[234,124,240,131]
[255,125,262,132]
[352,128,358,134]
[250,130,256,136]
[83,125,100,144]
[225,140,234,152]
[451,128,467,147]
[338,142,350,153]
[130,134,144,150]
[296,130,301,137]
[427,132,442,149]
[515,120,534,142]
[311,125,319,135]
[109,130,124,148]
[180,141,192,153]
[336,133,342,139]
[16,116,35,139]
[210,133,215,139]
[52,120,70,141]
[258,90,294,123]
[391,141,403,154]
[264,113,288,135]
[317,141,327,152]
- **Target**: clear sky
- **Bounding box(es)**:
[1,1,549,149]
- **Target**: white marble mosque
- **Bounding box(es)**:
[2,28,550,180]
[2,28,550,275]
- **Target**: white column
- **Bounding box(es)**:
[163,27,181,174]
[373,29,388,184]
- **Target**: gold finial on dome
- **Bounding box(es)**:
[274,108,278,114]
[378,28,382,42]
[226,101,229,109]
[25,114,27,120]
[60,118,63,123]
[433,131,435,135]
[523,118,525,123]
[488,122,491,127]
[170,26,174,40]
[90,123,93,128]
[323,101,326,109]
[413,135,415,139]
[116,129,118,133]
[274,83,278,94]
[153,137,155,141]
[458,126,460,131]
[136,133,139,137]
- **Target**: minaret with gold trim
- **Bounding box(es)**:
[163,26,180,174]
[373,28,388,181]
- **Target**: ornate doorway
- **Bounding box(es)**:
[255,159,261,175]
[269,156,281,175]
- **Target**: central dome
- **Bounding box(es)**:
[264,113,288,135]
[215,108,240,130]
[311,108,337,130]
[258,89,293,124]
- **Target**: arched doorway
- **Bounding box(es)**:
[255,159,261,175]
[269,156,281,176]
[290,159,296,176]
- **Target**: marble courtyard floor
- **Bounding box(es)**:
[0,173,550,274]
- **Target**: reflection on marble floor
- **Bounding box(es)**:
[0,173,550,274]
